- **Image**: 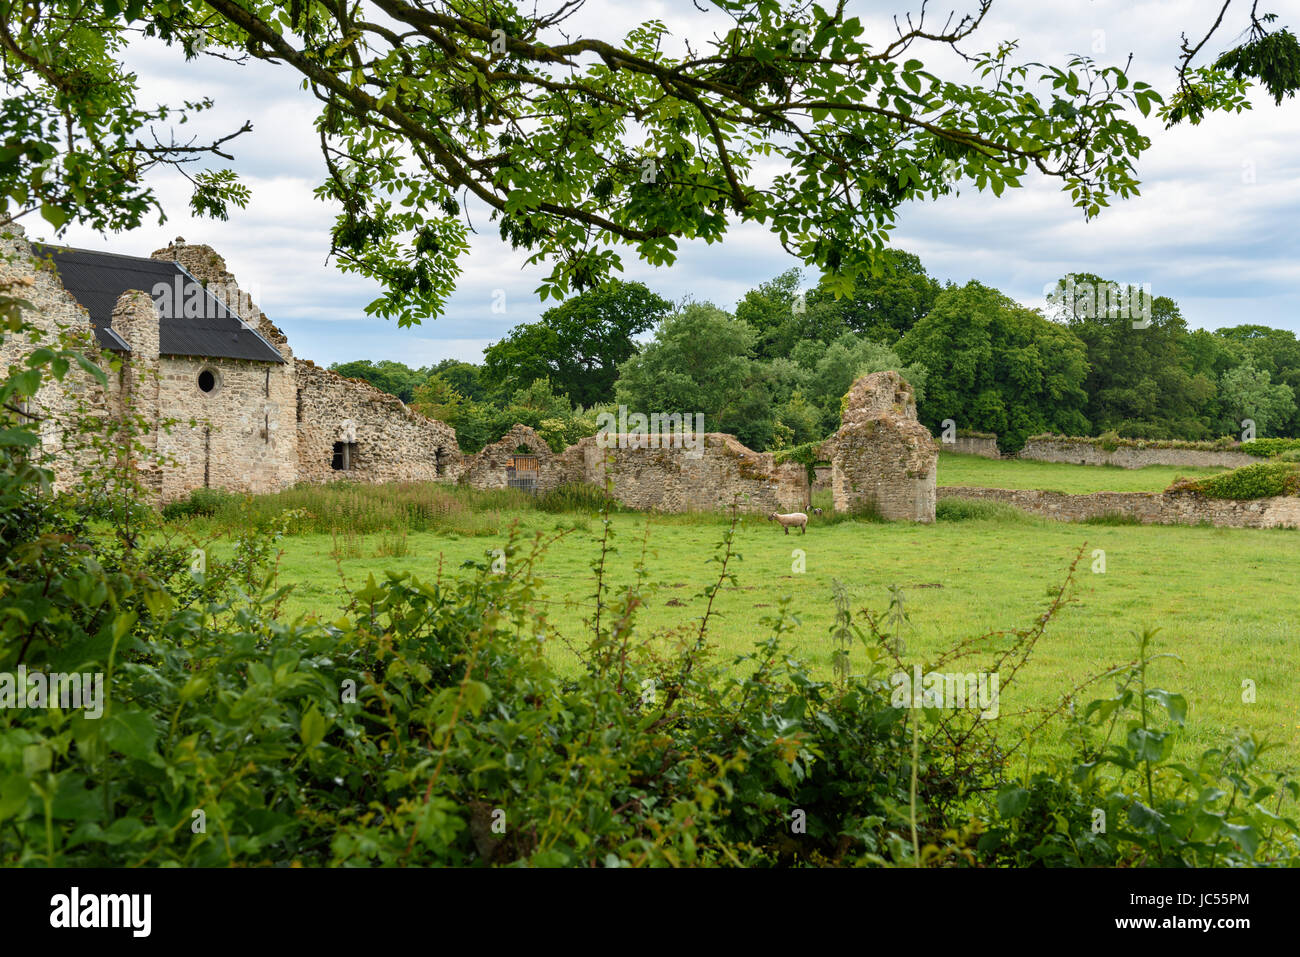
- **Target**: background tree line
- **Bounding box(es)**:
[335,250,1300,455]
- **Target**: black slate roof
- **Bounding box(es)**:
[31,244,285,364]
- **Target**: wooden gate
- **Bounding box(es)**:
[507,454,539,493]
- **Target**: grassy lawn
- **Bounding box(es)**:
[936,450,1229,493]
[224,505,1300,769]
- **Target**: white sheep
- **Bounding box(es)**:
[768,511,808,534]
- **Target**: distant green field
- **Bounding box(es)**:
[936,450,1229,493]
[206,504,1299,769]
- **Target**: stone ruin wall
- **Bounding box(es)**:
[5,224,934,519]
[0,224,127,492]
[823,370,938,522]
[144,240,300,501]
[938,485,1300,530]
[3,227,464,502]
[1018,437,1264,470]
[295,359,461,487]
[458,425,807,513]
[944,435,1000,459]
[555,432,808,514]
[460,424,560,492]
[153,352,300,501]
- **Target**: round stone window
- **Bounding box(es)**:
[197,368,219,395]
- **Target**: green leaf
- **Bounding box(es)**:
[997,786,1030,819]
[40,203,69,230]
[1221,823,1259,858]
[300,704,327,750]
[102,710,158,761]
[0,774,30,823]
[1147,689,1187,726]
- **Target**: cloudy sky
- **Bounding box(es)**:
[38,0,1300,369]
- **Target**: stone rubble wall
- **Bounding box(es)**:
[0,224,126,492]
[295,359,462,486]
[942,435,1000,459]
[460,424,559,492]
[823,370,938,522]
[6,226,940,519]
[550,432,808,513]
[1018,437,1264,470]
[3,225,463,502]
[154,353,300,500]
[938,485,1300,529]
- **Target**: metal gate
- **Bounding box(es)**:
[507,454,539,493]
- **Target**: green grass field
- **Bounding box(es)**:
[200,505,1299,769]
[936,450,1229,492]
[174,455,1298,771]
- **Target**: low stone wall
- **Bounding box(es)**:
[942,435,1000,458]
[1018,437,1263,470]
[938,486,1300,529]
[555,432,807,513]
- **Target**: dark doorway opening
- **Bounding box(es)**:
[332,441,357,471]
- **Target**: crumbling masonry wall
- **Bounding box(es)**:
[145,240,301,499]
[553,432,807,513]
[1017,436,1264,470]
[6,225,932,517]
[296,360,462,486]
[3,227,463,501]
[0,225,125,491]
[938,485,1300,529]
[460,424,559,492]
[823,370,938,522]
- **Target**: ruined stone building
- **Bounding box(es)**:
[457,373,936,520]
[0,224,460,501]
[459,424,809,513]
[2,222,936,521]
[820,370,938,521]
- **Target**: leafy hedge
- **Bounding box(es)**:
[1027,432,1244,453]
[1240,438,1300,458]
[1169,462,1300,500]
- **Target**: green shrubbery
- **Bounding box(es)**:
[1240,438,1300,458]
[935,498,1032,523]
[1031,432,1242,452]
[1170,462,1300,500]
[160,487,241,521]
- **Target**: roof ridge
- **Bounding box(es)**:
[30,242,167,265]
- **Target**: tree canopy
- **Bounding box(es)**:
[481,279,671,406]
[2,1,1295,321]
[898,280,1090,450]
